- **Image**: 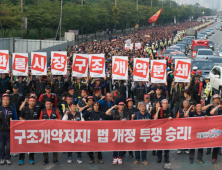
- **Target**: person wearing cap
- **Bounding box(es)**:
[203,77,212,105]
[202,94,222,157]
[0,71,11,97]
[185,104,206,164]
[78,96,95,117]
[197,70,203,81]
[105,102,128,165]
[0,93,18,165]
[132,101,151,165]
[148,86,165,105]
[39,99,61,165]
[71,77,87,98]
[88,76,107,96]
[113,80,127,97]
[192,66,198,72]
[62,102,83,164]
[154,99,173,163]
[52,75,68,102]
[176,99,190,154]
[67,86,78,103]
[31,75,48,99]
[93,88,102,102]
[143,95,152,113]
[57,94,73,116]
[19,91,45,112]
[123,98,139,158]
[131,81,147,107]
[77,89,88,113]
[192,75,202,104]
[171,82,185,115]
[10,74,30,96]
[39,85,57,108]
[9,83,24,118]
[18,97,41,165]
[83,102,105,164]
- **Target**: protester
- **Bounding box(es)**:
[185,104,206,164]
[0,93,18,165]
[62,102,83,164]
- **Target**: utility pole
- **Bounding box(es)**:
[115,0,116,6]
[151,0,152,7]
[21,0,23,39]
[60,0,62,40]
[137,0,138,11]
[170,0,171,8]
[162,0,163,7]
[81,0,83,6]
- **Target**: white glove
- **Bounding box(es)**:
[205,97,208,101]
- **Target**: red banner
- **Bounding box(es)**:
[148,8,162,23]
[10,117,222,153]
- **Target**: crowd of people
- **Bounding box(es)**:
[0,21,220,167]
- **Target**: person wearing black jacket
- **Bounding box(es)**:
[122,98,139,158]
[62,102,82,164]
[19,92,45,112]
[149,86,165,105]
[83,102,105,164]
[154,99,173,164]
[202,94,222,160]
[31,75,47,99]
[18,97,41,165]
[106,102,129,165]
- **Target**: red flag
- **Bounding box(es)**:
[148,8,162,23]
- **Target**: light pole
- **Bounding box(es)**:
[60,0,62,40]
[151,0,152,7]
[21,0,23,39]
[137,0,138,11]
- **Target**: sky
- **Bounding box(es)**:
[177,0,221,10]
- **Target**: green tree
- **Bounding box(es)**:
[0,4,24,37]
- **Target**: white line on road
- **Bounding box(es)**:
[44,165,55,170]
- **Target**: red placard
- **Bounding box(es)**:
[151,61,166,80]
[51,53,67,72]
[134,59,149,78]
[90,55,105,74]
[10,116,222,153]
[73,55,88,74]
[0,51,9,71]
[31,53,47,72]
[112,57,128,77]
[175,59,191,80]
[13,54,28,73]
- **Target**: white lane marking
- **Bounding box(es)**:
[44,165,55,170]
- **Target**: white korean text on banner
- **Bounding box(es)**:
[112,56,128,80]
[51,51,67,75]
[12,53,28,76]
[72,54,88,77]
[89,54,105,77]
[135,43,141,50]
[174,59,191,82]
[31,52,47,75]
[151,60,166,83]
[0,50,9,73]
[133,58,149,81]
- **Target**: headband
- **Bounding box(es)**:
[66,97,73,100]
[46,101,52,104]
[82,90,87,93]
[29,98,36,101]
[196,104,202,107]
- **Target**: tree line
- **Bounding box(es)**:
[0,0,217,39]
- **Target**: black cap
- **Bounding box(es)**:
[13,84,19,89]
[45,85,51,89]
